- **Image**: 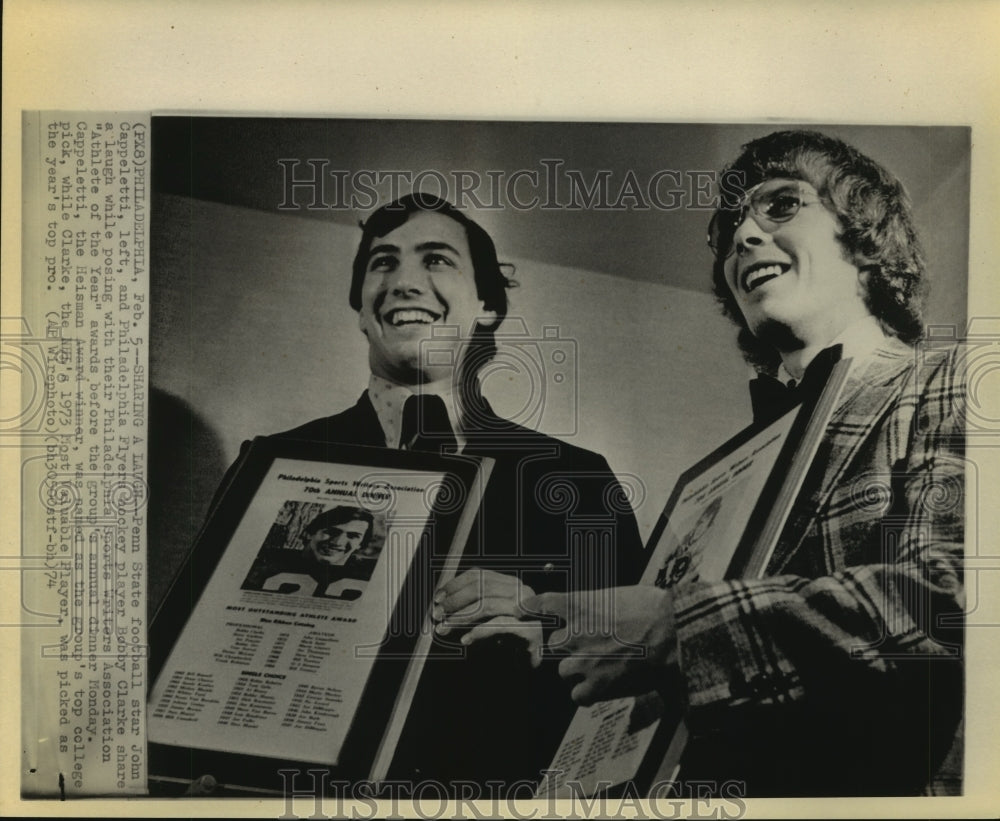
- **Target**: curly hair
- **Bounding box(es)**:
[710,130,927,373]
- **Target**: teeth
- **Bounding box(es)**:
[743,264,787,292]
[387,309,440,326]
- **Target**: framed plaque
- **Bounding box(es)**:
[147,439,492,793]
[539,360,852,798]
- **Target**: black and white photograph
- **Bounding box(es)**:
[241,502,385,601]
[4,2,998,818]
[652,495,725,591]
[144,116,968,799]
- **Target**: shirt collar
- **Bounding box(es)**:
[367,374,466,450]
[776,316,890,387]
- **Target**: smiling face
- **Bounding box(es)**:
[357,211,496,385]
[304,519,370,566]
[722,178,870,352]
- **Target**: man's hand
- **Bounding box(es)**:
[523,585,681,706]
[433,568,536,631]
[432,568,543,665]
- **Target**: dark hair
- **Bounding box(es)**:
[303,506,374,548]
[710,130,927,372]
[349,193,516,364]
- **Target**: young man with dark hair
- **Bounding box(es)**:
[242,193,644,789]
[527,131,966,797]
[242,506,375,598]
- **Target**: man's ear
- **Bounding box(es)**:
[856,263,876,293]
[357,309,369,336]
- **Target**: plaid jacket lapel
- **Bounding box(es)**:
[767,339,917,575]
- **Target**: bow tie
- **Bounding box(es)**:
[400,394,458,454]
[749,344,843,425]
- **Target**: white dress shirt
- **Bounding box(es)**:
[367,374,467,451]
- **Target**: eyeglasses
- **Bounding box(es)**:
[707,179,823,260]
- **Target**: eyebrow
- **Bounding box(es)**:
[366,241,463,260]
[416,241,462,256]
[367,243,399,259]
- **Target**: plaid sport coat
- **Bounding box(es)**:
[673,338,965,796]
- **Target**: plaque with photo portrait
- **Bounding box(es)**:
[538,359,852,799]
[146,438,492,793]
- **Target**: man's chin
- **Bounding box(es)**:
[373,350,463,385]
[748,316,803,352]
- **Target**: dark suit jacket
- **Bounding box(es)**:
[251,392,646,788]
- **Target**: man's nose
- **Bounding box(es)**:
[388,258,430,296]
[732,212,769,255]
